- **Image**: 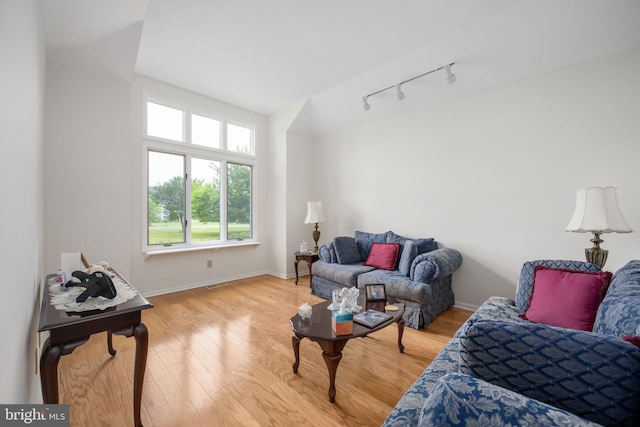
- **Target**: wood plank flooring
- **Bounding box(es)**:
[56,275,471,426]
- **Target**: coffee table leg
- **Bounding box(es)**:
[292,335,301,373]
[322,351,342,402]
[396,319,405,353]
[317,340,348,402]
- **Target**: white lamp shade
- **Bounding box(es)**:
[566,187,632,233]
[304,201,326,224]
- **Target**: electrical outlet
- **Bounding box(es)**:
[207,259,213,268]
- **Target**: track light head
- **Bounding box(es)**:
[395,84,405,101]
[362,96,371,111]
[444,64,456,84]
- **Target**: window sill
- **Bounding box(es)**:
[143,241,260,257]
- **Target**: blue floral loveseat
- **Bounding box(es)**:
[384,259,640,426]
[311,231,462,329]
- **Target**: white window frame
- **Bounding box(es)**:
[142,94,258,255]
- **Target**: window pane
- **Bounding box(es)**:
[148,151,185,245]
[191,158,221,242]
[227,123,253,154]
[192,114,220,149]
[227,163,252,239]
[147,102,183,141]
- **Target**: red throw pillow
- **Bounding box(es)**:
[623,336,640,349]
[364,243,400,270]
[520,266,612,331]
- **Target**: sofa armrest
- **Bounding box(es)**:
[459,320,640,426]
[318,242,335,263]
[419,373,600,427]
[410,248,462,283]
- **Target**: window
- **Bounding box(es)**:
[192,114,220,149]
[144,97,256,251]
[146,102,183,141]
[148,151,185,245]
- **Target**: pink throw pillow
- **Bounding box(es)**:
[364,243,400,270]
[623,336,640,349]
[520,266,612,331]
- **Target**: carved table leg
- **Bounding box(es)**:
[396,318,405,353]
[322,351,342,403]
[132,323,148,427]
[316,339,348,403]
[292,334,301,373]
[294,258,300,285]
[40,342,62,403]
[112,322,148,427]
[306,260,314,289]
[107,330,116,356]
[40,337,89,404]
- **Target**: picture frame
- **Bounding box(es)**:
[365,283,387,302]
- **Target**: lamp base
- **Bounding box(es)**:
[312,223,321,252]
[585,231,608,268]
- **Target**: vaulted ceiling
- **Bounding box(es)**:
[43,0,640,135]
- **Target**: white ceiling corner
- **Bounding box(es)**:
[48,21,145,84]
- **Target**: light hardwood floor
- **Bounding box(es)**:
[56,274,471,426]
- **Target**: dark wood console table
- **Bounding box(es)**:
[38,269,153,427]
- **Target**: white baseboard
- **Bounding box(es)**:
[453,301,479,312]
[143,270,271,297]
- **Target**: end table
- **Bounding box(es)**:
[294,251,319,287]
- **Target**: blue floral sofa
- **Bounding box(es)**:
[383,259,640,426]
[311,231,462,329]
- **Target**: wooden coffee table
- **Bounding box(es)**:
[289,294,405,402]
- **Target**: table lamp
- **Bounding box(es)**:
[565,186,632,268]
[304,201,326,253]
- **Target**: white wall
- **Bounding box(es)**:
[286,102,318,277]
[44,62,132,277]
[0,0,45,403]
[267,100,318,279]
[313,47,640,309]
[128,76,270,295]
[267,103,301,277]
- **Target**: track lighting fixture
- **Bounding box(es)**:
[362,96,371,111]
[444,64,456,84]
[362,62,456,111]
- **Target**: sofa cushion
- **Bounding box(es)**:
[313,261,374,287]
[318,242,336,263]
[386,231,437,255]
[418,373,600,427]
[515,260,602,313]
[354,230,389,261]
[594,260,640,337]
[397,240,418,277]
[520,266,612,331]
[459,320,640,426]
[364,243,400,270]
[333,236,361,264]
